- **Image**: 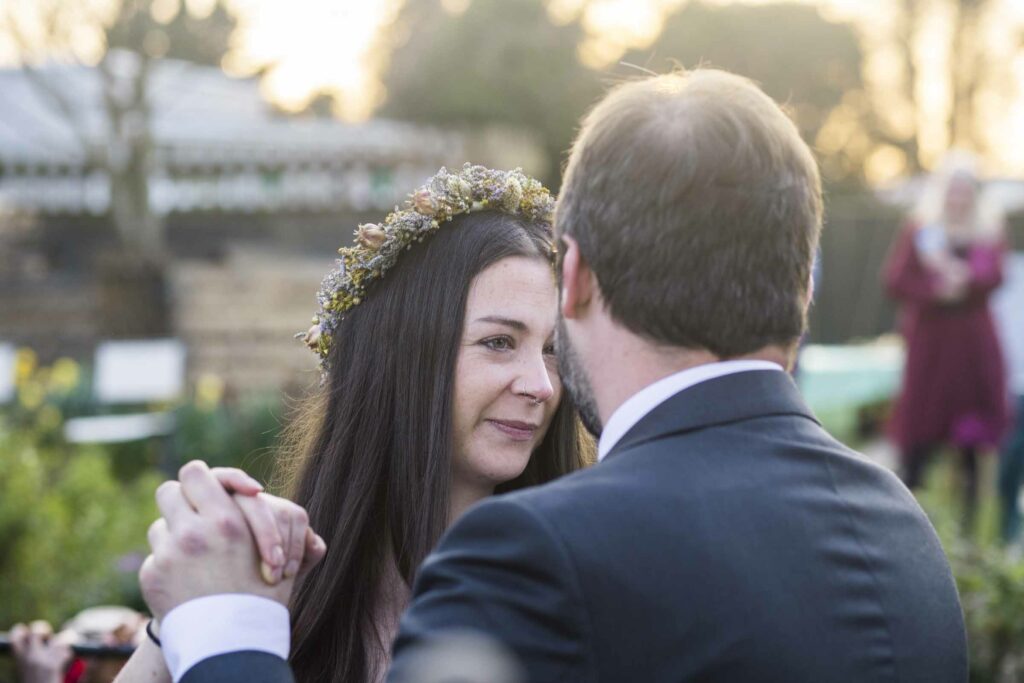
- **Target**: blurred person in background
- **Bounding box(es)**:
[8,621,71,683]
[996,254,1024,548]
[116,166,592,683]
[884,153,1010,531]
[10,608,144,683]
[999,383,1024,548]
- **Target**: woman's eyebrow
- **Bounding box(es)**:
[472,315,528,332]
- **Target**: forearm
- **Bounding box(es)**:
[112,638,171,683]
[965,245,1004,297]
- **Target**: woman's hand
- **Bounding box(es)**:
[9,621,73,683]
[935,258,969,303]
[208,468,326,584]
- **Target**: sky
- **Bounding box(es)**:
[220,0,403,119]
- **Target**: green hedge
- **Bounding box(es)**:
[0,426,160,626]
[0,351,288,628]
[918,473,1024,683]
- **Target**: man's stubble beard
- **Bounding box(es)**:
[555,314,603,438]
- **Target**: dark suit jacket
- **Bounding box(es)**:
[183,370,967,683]
[181,651,292,683]
[387,370,967,682]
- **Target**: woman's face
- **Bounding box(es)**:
[452,255,562,493]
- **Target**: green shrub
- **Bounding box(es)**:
[172,392,286,485]
[0,424,160,627]
[0,351,288,632]
[950,540,1024,683]
[918,480,1024,683]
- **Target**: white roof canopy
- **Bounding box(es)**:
[0,60,459,167]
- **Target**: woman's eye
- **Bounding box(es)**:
[543,344,556,357]
[482,336,514,351]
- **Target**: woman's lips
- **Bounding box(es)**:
[487,419,538,441]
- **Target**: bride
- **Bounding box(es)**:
[116,164,593,683]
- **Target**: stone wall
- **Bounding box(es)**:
[170,246,329,395]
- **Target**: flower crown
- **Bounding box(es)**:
[300,164,556,368]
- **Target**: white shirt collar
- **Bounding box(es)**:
[596,360,785,461]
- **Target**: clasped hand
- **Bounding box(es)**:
[922,250,970,303]
[139,460,326,622]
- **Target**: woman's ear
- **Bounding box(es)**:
[560,236,593,320]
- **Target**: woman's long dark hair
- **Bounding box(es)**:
[281,210,591,683]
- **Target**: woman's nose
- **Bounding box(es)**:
[514,353,556,404]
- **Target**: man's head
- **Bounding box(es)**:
[554,69,823,432]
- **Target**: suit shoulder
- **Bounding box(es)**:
[492,460,626,516]
[473,458,668,549]
[446,490,566,547]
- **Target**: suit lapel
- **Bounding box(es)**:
[605,370,820,460]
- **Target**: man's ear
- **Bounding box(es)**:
[560,236,594,320]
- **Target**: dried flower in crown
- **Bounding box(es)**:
[412,189,436,215]
[297,164,556,373]
[355,223,387,249]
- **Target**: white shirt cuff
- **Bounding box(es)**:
[160,594,290,683]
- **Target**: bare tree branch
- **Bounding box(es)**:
[3,4,95,163]
[897,0,921,172]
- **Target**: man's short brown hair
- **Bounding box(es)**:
[556,69,823,357]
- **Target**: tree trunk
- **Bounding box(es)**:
[949,0,985,153]
[898,0,923,172]
[95,248,171,339]
[97,49,171,340]
[102,49,164,259]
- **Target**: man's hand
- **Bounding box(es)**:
[139,461,324,621]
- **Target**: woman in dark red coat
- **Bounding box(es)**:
[884,158,1010,528]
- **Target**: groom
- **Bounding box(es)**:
[142,69,968,682]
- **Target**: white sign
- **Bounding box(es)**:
[0,344,14,403]
[64,412,176,444]
[94,339,186,404]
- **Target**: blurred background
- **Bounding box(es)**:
[1,0,1023,680]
